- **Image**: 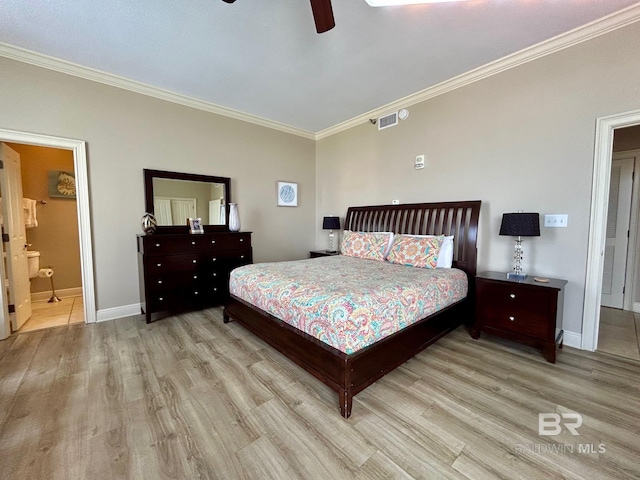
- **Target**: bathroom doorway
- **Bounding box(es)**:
[1,142,84,332]
[0,129,95,341]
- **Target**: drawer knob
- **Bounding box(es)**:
[158,280,163,284]
[240,238,244,242]
[509,316,515,321]
[192,241,196,245]
[211,240,216,244]
[193,275,198,279]
[212,258,217,262]
[192,259,197,264]
[212,273,217,277]
[213,287,217,292]
[194,291,199,295]
[157,263,162,267]
[510,293,516,299]
[159,297,164,301]
[240,255,244,259]
[155,243,161,247]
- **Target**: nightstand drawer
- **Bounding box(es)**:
[480,310,548,338]
[478,282,549,316]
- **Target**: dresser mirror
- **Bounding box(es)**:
[144,169,231,233]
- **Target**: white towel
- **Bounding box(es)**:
[23,198,38,228]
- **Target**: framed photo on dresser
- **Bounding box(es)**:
[188,217,204,234]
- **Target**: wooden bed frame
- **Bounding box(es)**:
[223,201,481,418]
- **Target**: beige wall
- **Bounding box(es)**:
[316,22,640,335]
[9,143,82,293]
[0,57,316,311]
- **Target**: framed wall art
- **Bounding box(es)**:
[277,181,298,207]
[48,170,76,199]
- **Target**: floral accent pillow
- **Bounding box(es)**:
[341,231,393,261]
[386,234,443,268]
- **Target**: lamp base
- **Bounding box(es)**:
[507,272,528,281]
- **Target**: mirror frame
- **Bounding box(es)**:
[144,169,231,234]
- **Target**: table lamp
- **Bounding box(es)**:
[499,212,540,280]
[322,216,341,253]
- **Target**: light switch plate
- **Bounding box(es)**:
[544,214,568,227]
[392,199,400,205]
[415,155,425,170]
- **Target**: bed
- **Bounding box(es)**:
[223,201,481,418]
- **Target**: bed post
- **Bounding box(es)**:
[339,359,353,418]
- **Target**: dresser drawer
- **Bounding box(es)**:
[141,233,251,255]
[145,254,205,274]
[147,270,227,292]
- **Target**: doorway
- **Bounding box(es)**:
[597,138,640,360]
[583,110,640,353]
[1,142,85,333]
[0,129,95,341]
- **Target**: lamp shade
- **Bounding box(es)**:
[322,216,341,230]
[499,213,540,237]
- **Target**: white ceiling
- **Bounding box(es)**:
[1,0,639,134]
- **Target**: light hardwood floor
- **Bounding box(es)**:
[1,307,639,479]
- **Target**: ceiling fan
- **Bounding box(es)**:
[221,0,467,34]
[222,0,335,34]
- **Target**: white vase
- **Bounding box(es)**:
[229,203,241,232]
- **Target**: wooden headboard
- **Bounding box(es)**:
[344,201,481,278]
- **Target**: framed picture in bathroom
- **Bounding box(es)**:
[48,171,76,199]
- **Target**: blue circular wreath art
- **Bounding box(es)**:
[279,185,295,204]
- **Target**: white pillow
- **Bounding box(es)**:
[400,234,454,268]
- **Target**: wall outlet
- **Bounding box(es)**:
[415,155,425,170]
[544,214,568,227]
[392,199,400,205]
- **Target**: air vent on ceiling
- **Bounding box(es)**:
[378,112,398,130]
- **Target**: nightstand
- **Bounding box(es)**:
[472,271,567,363]
[309,250,341,258]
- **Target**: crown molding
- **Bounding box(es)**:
[315,2,640,140]
[2,3,639,141]
[0,42,316,140]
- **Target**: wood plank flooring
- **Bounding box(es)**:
[1,307,639,479]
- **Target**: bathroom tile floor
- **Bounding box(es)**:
[17,295,84,333]
[598,307,640,361]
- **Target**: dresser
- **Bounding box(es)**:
[137,232,252,323]
[472,271,567,363]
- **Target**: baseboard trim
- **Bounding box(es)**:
[563,330,582,349]
[31,286,83,302]
[96,303,141,323]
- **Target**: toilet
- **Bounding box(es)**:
[27,251,40,279]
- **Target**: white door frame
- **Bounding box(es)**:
[615,150,640,313]
[583,109,640,351]
[0,128,96,331]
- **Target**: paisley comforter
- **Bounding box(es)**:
[229,255,467,354]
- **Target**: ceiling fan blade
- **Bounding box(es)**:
[310,0,335,34]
